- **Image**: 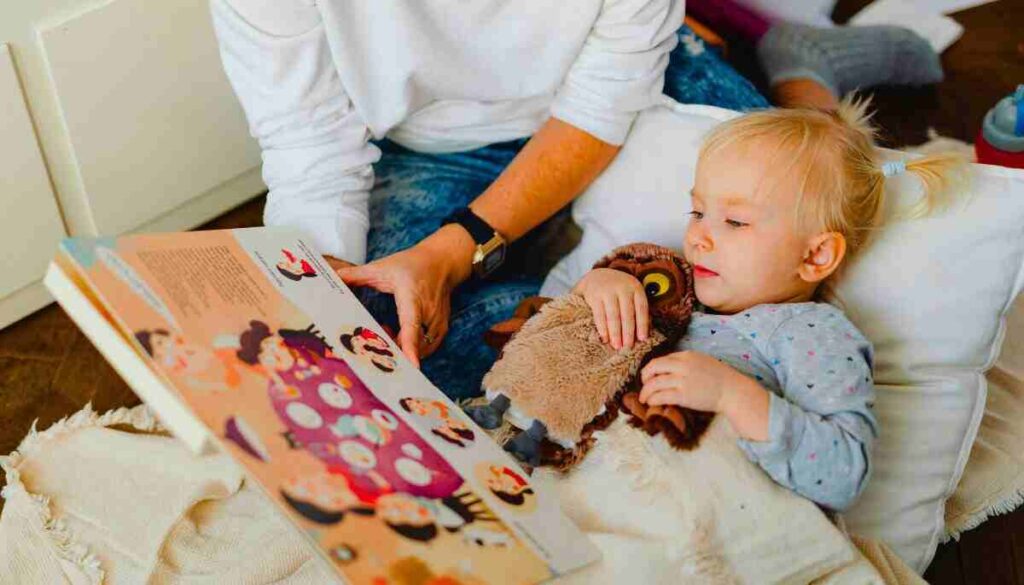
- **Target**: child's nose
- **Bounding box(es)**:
[686,226,713,252]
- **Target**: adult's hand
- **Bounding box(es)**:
[335,225,474,367]
[335,117,620,367]
[324,255,355,272]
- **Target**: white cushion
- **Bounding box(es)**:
[541,99,1024,573]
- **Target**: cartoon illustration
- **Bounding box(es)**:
[59,231,586,585]
[375,490,504,544]
[236,321,324,390]
[224,415,270,461]
[400,397,476,448]
[277,248,317,281]
[134,328,242,392]
[239,320,462,505]
[329,544,358,565]
[280,470,372,526]
[478,464,537,512]
[462,525,513,548]
[339,326,398,373]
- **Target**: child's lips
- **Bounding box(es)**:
[694,264,718,278]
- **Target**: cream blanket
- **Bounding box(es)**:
[0,403,926,584]
[535,417,901,584]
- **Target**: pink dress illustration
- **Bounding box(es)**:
[236,321,462,505]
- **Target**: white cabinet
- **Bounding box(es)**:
[0,0,265,329]
[0,45,67,328]
[38,0,262,236]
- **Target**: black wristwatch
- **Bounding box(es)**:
[441,207,507,278]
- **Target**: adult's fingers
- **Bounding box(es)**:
[604,297,622,349]
[336,263,387,291]
[393,290,423,368]
[634,291,650,342]
[420,309,450,358]
[323,255,355,273]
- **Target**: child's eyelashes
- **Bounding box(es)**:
[687,211,747,228]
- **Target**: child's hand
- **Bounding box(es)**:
[639,350,743,413]
[573,268,649,349]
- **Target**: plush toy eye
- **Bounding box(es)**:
[641,271,673,298]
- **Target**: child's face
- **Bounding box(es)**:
[259,335,296,371]
[376,493,433,527]
[151,333,212,375]
[486,466,525,495]
[406,399,432,417]
[276,259,303,275]
[685,141,822,314]
[353,336,397,371]
[283,472,358,512]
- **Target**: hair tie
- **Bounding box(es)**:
[881,160,906,178]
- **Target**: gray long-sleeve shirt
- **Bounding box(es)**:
[678,301,877,511]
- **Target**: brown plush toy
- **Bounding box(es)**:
[466,243,714,469]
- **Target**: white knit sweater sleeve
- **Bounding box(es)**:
[210,0,379,264]
[550,0,684,146]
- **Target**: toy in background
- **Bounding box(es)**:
[976,84,1024,169]
[465,243,715,469]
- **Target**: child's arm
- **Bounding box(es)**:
[640,313,877,512]
[573,268,651,350]
[737,314,877,512]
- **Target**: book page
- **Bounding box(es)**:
[59,228,599,585]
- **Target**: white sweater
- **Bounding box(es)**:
[211,0,684,263]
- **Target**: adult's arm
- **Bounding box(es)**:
[211,0,378,265]
[479,0,686,241]
[338,0,684,364]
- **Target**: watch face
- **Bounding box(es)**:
[473,233,508,278]
[481,245,506,274]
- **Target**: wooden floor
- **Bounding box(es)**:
[1,0,1022,582]
[0,197,265,465]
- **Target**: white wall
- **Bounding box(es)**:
[0,0,265,328]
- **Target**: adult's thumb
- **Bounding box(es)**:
[336,263,376,286]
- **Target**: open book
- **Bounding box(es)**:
[44,227,599,584]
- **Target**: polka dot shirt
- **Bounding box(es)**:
[678,301,878,511]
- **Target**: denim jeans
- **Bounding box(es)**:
[359,24,769,401]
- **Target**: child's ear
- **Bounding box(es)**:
[798,232,846,284]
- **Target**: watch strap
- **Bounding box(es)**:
[442,207,497,244]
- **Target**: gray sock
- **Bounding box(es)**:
[758,24,943,97]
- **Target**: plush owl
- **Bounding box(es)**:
[466,243,714,468]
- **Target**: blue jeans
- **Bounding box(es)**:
[360,25,768,401]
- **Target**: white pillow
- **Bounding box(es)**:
[541,99,1024,573]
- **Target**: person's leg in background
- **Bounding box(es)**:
[681,0,943,110]
[358,139,541,401]
[662,21,771,111]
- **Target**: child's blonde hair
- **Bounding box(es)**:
[698,97,965,263]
